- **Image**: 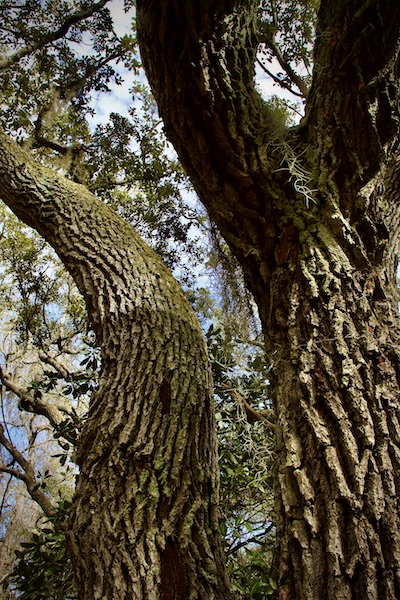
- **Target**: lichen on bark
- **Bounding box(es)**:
[0,130,232,599]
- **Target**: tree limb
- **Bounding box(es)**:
[260,38,309,98]
[137,0,284,288]
[226,522,274,556]
[30,50,123,160]
[256,58,305,98]
[0,367,69,429]
[304,0,400,191]
[0,464,26,481]
[219,383,275,431]
[0,424,55,516]
[38,349,87,384]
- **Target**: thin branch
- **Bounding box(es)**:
[31,49,123,155]
[32,136,71,155]
[0,0,111,71]
[58,50,123,103]
[235,337,265,349]
[0,367,69,428]
[39,350,85,383]
[0,472,12,517]
[227,523,274,556]
[270,38,309,98]
[1,385,12,444]
[270,0,278,28]
[33,107,70,154]
[257,58,305,99]
[0,424,55,516]
[0,464,26,482]
[219,383,275,431]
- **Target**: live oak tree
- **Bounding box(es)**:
[136,0,400,599]
[2,1,400,599]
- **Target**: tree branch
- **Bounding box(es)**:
[0,464,26,482]
[0,0,111,71]
[218,383,275,431]
[304,0,400,191]
[0,424,55,516]
[260,38,309,98]
[38,349,86,383]
[0,367,68,429]
[226,523,274,556]
[137,0,285,287]
[256,58,305,99]
[30,50,123,159]
[270,0,278,28]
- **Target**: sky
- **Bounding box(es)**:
[85,1,136,126]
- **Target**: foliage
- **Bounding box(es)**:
[259,0,318,68]
[206,227,261,341]
[258,0,319,101]
[7,501,76,600]
[0,0,133,140]
[0,1,205,284]
[0,205,87,593]
[0,204,87,346]
[206,324,276,597]
[228,546,277,599]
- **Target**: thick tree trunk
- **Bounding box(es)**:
[267,201,400,599]
[0,132,231,599]
[137,0,400,597]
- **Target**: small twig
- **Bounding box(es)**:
[219,383,275,431]
[0,472,12,518]
[227,523,274,556]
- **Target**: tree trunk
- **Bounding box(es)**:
[137,0,400,597]
[0,132,231,599]
[267,203,400,599]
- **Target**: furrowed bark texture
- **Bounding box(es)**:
[0,132,231,599]
[137,0,400,598]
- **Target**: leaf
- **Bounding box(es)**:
[269,578,278,590]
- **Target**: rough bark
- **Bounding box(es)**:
[137,0,400,598]
[0,132,231,599]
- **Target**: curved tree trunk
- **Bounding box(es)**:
[137,0,400,598]
[0,132,231,599]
